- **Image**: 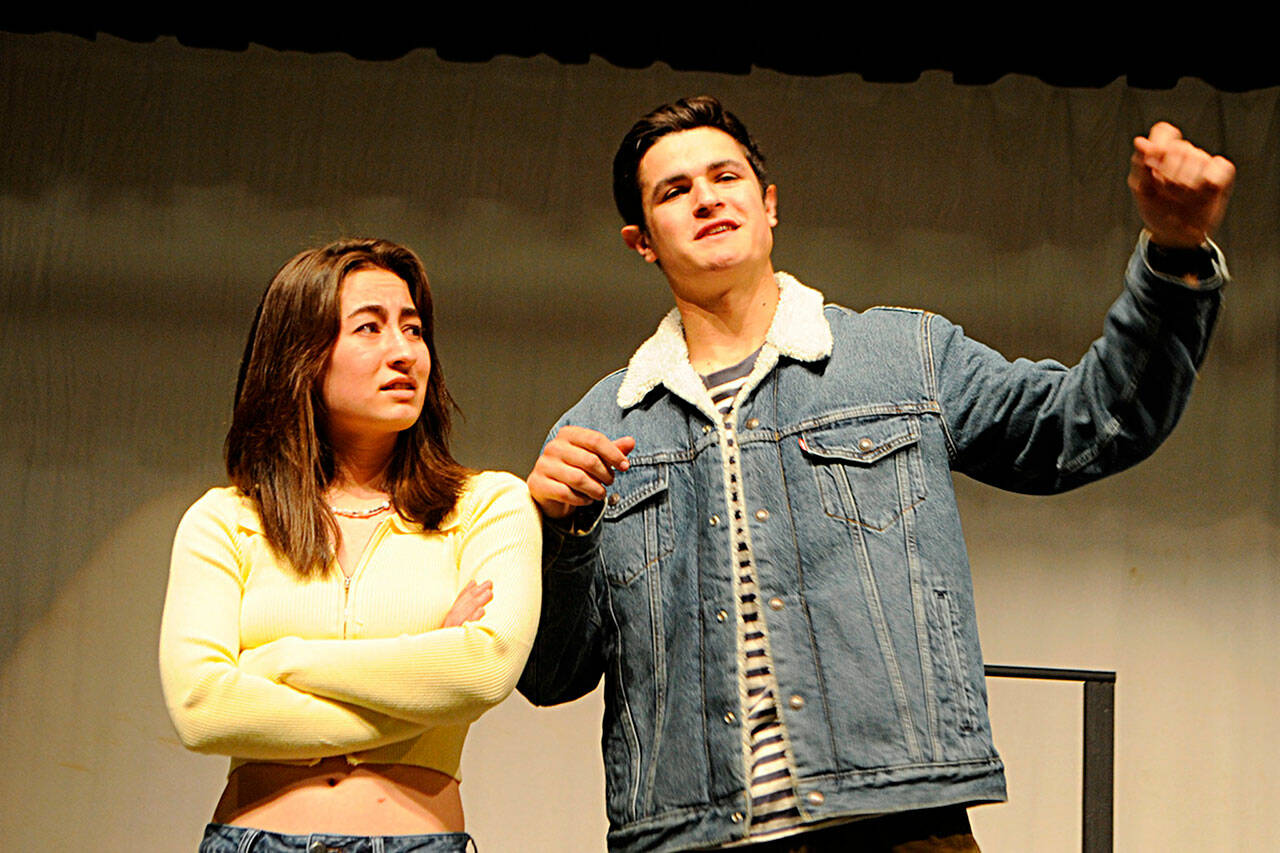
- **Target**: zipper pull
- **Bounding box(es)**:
[342,574,353,638]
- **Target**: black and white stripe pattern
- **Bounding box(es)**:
[703,354,803,836]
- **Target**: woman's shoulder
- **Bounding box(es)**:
[464,469,530,495]
[445,471,537,530]
[178,485,262,535]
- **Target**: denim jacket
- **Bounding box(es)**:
[518,238,1224,852]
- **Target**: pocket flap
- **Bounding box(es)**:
[602,465,669,519]
[799,415,920,465]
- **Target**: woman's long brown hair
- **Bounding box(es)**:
[224,238,469,577]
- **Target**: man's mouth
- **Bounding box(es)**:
[696,221,738,239]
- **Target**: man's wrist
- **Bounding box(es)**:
[545,501,605,537]
[1143,230,1219,285]
[1140,230,1225,289]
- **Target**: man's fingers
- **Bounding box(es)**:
[559,442,622,486]
[1134,123,1233,194]
[1135,121,1185,170]
[528,426,638,517]
[1171,142,1215,188]
[540,454,611,501]
[1128,150,1153,194]
[1128,121,1235,248]
[1204,155,1237,194]
[527,454,615,514]
[559,426,633,471]
[527,474,597,512]
[1145,121,1183,148]
[539,427,634,496]
[1131,126,1234,198]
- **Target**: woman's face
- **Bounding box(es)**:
[320,266,431,447]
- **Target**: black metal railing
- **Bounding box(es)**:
[984,665,1116,853]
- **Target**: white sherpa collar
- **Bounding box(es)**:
[616,271,832,411]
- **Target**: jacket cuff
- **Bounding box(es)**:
[542,501,604,570]
[1138,230,1229,291]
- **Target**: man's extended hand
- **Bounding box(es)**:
[1129,122,1235,249]
[528,426,636,520]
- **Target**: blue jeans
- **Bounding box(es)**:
[199,824,475,853]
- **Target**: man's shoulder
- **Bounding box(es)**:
[822,300,936,343]
[556,367,630,427]
[824,300,930,321]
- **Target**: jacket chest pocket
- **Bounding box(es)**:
[800,414,927,532]
[600,464,674,587]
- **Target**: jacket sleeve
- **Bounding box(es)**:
[931,236,1225,493]
[237,473,542,727]
[514,417,613,707]
[516,501,610,706]
[158,491,425,760]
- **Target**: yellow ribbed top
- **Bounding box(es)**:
[159,471,541,780]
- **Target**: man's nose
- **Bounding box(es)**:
[692,178,723,213]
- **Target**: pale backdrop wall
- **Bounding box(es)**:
[1,32,1276,851]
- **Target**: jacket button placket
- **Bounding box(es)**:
[715,404,803,834]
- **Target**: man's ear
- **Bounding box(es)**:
[621,224,658,264]
[764,184,778,228]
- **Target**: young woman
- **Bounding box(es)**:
[159,238,540,852]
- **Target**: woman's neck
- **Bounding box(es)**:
[328,433,397,499]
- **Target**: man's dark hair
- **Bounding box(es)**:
[612,95,768,229]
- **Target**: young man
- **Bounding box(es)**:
[518,96,1234,851]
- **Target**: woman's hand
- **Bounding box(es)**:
[443,579,493,627]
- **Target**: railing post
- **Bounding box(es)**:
[1082,679,1115,853]
[984,665,1116,853]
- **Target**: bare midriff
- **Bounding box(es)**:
[212,758,464,835]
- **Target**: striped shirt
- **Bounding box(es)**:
[702,352,803,838]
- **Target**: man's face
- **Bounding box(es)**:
[623,127,777,284]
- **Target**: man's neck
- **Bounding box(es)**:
[672,266,779,375]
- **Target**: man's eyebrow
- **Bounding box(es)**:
[705,158,742,173]
[650,172,689,200]
[650,159,746,200]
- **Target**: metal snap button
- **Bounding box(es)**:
[806,790,825,805]
[724,711,736,724]
[789,694,805,710]
[709,514,721,526]
[607,492,620,506]
[702,424,713,434]
[745,417,760,429]
[731,812,744,823]
[716,609,728,622]
[768,597,784,611]
[754,508,769,521]
[857,436,874,452]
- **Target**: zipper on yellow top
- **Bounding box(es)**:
[338,517,392,639]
